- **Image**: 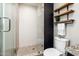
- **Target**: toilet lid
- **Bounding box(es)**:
[44,48,63,56]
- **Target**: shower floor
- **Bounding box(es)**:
[17,44,44,56]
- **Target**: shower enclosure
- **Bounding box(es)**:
[0,3,44,56]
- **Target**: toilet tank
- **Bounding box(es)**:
[54,37,69,53]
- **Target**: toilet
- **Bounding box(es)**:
[43,37,69,56]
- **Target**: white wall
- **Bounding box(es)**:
[18,4,44,48]
[66,3,79,46]
[54,3,79,46]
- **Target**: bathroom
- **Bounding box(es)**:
[0,3,79,56]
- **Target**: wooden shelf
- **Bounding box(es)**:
[54,10,74,18]
[54,3,74,12]
[54,19,74,24]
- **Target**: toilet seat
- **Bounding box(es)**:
[44,48,63,56]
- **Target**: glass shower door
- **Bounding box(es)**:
[0,3,12,56]
[0,3,3,56]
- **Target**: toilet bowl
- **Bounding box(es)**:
[43,37,69,56]
[44,48,63,56]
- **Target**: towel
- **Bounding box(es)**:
[57,23,65,36]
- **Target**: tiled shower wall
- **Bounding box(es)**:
[18,4,44,55]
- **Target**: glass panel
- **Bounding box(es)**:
[0,3,3,56]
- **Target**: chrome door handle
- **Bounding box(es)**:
[0,17,11,32]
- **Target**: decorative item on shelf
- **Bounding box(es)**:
[55,16,60,21]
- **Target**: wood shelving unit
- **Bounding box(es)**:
[54,3,74,12]
[54,10,74,18]
[54,3,74,24]
[54,19,74,24]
